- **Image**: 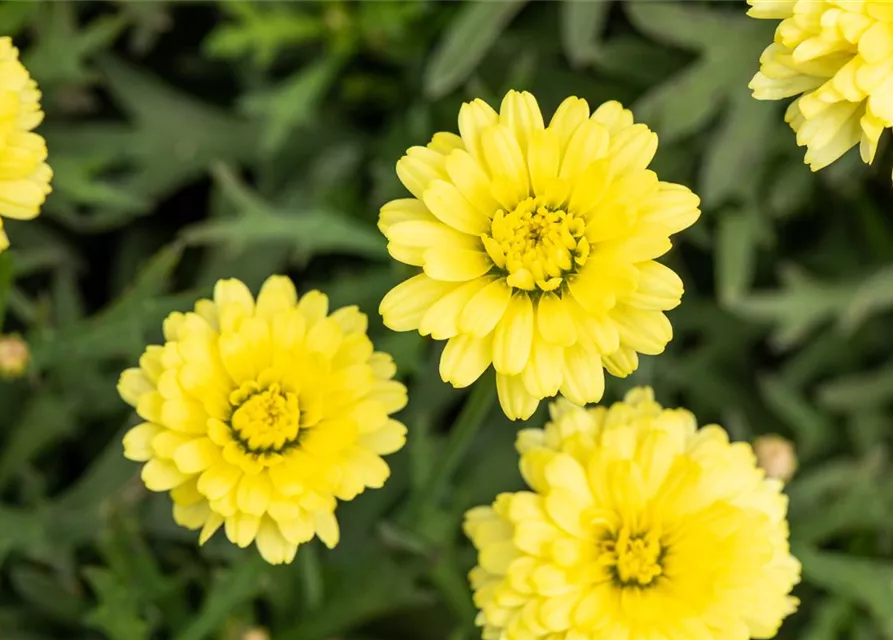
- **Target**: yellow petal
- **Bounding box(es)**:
[445,149,501,216]
[536,293,577,347]
[481,124,530,203]
[378,198,434,234]
[458,277,513,337]
[559,120,609,181]
[590,100,634,136]
[420,277,492,340]
[236,473,273,516]
[559,344,605,405]
[118,368,154,407]
[521,338,564,399]
[440,333,494,388]
[173,437,221,474]
[358,419,407,455]
[123,423,163,462]
[423,247,492,282]
[142,458,188,491]
[497,372,540,420]
[386,219,480,251]
[528,128,561,197]
[493,294,534,376]
[548,96,590,155]
[603,345,639,378]
[379,274,456,332]
[422,179,489,235]
[396,146,447,200]
[255,276,298,318]
[611,306,673,355]
[499,90,545,161]
[624,261,684,310]
[458,98,500,166]
[256,516,297,564]
[314,510,340,548]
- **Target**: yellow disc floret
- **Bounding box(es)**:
[465,388,801,640]
[118,276,408,564]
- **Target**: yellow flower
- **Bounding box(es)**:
[0,37,52,250]
[748,0,893,178]
[379,91,700,420]
[117,276,408,564]
[464,388,801,640]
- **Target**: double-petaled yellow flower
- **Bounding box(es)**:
[749,0,893,178]
[0,37,52,250]
[379,91,700,420]
[118,276,408,564]
[465,388,800,640]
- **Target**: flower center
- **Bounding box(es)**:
[229,383,300,454]
[599,527,663,587]
[482,196,589,292]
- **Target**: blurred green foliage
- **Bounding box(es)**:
[1,1,893,639]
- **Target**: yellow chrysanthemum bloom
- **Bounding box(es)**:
[0,37,52,249]
[749,0,893,177]
[464,387,801,639]
[117,276,408,564]
[379,91,700,421]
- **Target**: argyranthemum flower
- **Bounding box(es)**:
[749,1,893,177]
[378,91,700,421]
[464,387,801,639]
[0,37,52,249]
[117,276,408,564]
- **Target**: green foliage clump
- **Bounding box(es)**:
[1,2,893,639]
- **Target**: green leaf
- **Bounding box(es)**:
[796,547,893,636]
[560,0,610,68]
[9,564,86,625]
[83,567,151,640]
[758,374,834,461]
[181,164,387,261]
[817,365,893,413]
[839,264,893,332]
[174,555,267,640]
[715,210,759,306]
[424,0,527,99]
[0,251,15,329]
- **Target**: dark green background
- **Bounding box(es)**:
[1,1,892,638]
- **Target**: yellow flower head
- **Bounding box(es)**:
[379,91,700,421]
[0,37,52,249]
[117,276,408,564]
[464,388,801,640]
[749,0,893,177]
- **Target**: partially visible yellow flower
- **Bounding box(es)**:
[117,276,408,564]
[0,333,29,378]
[464,388,800,640]
[379,90,700,420]
[749,0,893,178]
[0,37,52,250]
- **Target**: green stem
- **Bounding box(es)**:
[404,372,497,527]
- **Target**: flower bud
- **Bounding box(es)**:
[0,334,29,379]
[754,435,797,483]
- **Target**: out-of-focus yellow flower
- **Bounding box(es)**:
[755,434,798,483]
[379,90,700,420]
[464,388,801,640]
[0,37,52,250]
[0,333,29,378]
[749,0,893,178]
[118,276,408,564]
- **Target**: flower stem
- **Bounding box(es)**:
[404,371,497,527]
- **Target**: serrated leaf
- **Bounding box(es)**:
[424,0,527,99]
[758,374,834,461]
[817,365,893,413]
[10,564,85,625]
[83,567,151,640]
[181,164,386,261]
[839,265,893,332]
[560,0,610,68]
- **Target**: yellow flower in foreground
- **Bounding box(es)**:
[0,37,52,249]
[118,276,408,564]
[379,91,700,420]
[465,388,800,639]
[749,0,893,177]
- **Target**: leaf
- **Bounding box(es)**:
[424,0,527,99]
[181,164,387,260]
[839,264,893,332]
[560,0,610,68]
[0,392,78,489]
[817,365,893,413]
[173,555,267,640]
[83,567,151,640]
[730,265,852,350]
[796,547,893,636]
[0,251,15,328]
[715,210,759,306]
[241,57,342,154]
[758,374,834,461]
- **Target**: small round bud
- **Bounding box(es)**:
[0,334,30,379]
[754,435,797,483]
